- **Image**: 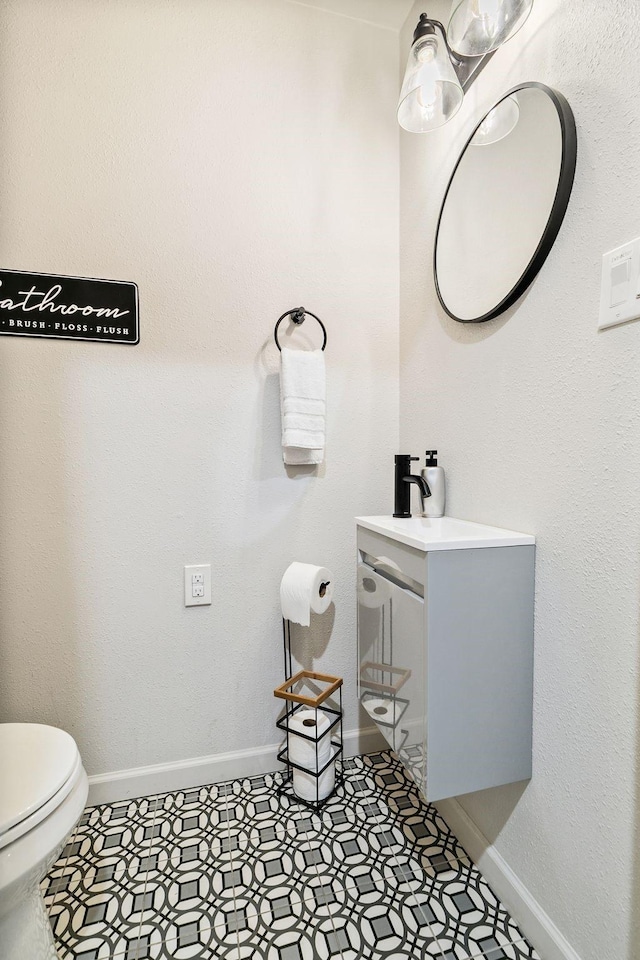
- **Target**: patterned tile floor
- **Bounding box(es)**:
[43,752,540,960]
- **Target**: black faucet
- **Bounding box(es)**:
[393,454,431,518]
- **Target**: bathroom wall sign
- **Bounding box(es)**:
[0,269,139,344]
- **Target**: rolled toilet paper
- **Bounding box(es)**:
[362,696,402,728]
[356,560,398,610]
[288,708,335,802]
[280,562,334,626]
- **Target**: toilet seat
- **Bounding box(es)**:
[0,724,82,851]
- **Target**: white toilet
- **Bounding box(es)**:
[0,723,89,960]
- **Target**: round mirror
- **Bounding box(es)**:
[434,83,577,323]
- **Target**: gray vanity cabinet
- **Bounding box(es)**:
[357,521,535,801]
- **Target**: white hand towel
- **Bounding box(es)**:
[280,347,325,465]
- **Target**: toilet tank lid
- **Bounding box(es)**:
[0,723,80,835]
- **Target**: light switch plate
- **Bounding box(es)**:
[184,564,211,606]
[599,236,640,330]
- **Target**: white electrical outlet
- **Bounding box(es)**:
[184,564,211,606]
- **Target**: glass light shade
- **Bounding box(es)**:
[471,94,519,145]
[447,0,534,58]
[397,29,464,133]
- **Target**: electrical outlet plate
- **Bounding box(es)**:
[599,236,640,330]
[184,564,211,607]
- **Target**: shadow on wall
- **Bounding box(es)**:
[437,286,534,346]
[289,604,336,675]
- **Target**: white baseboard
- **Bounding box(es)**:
[436,798,583,960]
[87,725,386,806]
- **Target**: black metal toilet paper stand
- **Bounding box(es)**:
[273,618,343,810]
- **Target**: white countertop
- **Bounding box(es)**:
[355,516,535,552]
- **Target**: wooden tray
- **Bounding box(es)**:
[274,670,343,708]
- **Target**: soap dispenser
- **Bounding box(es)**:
[421,451,445,518]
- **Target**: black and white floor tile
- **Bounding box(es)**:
[44,752,540,960]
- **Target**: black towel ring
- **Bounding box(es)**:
[274,307,327,352]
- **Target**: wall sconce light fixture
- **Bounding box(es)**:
[398,1,534,133]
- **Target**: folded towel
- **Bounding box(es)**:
[280,347,325,465]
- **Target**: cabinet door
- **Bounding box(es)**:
[357,561,426,792]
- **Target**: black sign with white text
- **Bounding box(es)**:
[0,269,139,344]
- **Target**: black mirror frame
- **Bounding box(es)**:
[434,82,577,324]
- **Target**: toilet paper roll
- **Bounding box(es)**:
[357,558,399,609]
[280,562,334,626]
[288,708,335,802]
[362,695,402,728]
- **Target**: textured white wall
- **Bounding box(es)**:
[400,1,640,957]
[0,0,399,775]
